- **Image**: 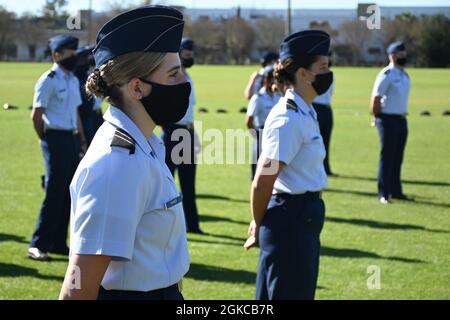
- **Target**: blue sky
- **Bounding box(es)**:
[1,0,449,15]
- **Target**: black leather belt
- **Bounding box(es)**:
[98,281,182,300]
[45,129,78,135]
[377,113,406,119]
[277,191,322,200]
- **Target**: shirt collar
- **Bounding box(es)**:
[51,63,71,79]
[388,62,404,73]
[285,89,317,119]
[104,105,158,157]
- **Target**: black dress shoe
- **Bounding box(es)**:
[187,229,207,235]
[48,246,70,255]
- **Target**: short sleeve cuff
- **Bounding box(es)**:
[71,238,134,261]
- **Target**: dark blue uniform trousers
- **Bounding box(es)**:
[251,128,263,180]
[312,103,333,175]
[256,193,325,300]
[375,114,408,198]
[81,109,103,146]
[30,130,80,252]
[162,124,200,232]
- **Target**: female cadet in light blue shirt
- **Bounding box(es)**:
[246,65,281,179]
[244,30,333,300]
[59,5,190,300]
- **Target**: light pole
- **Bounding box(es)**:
[87,0,92,44]
[285,0,292,35]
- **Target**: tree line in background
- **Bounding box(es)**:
[0,0,449,67]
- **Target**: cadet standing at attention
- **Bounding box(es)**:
[59,5,190,300]
[161,37,204,234]
[29,35,86,261]
[246,65,281,180]
[244,30,332,300]
[371,41,411,204]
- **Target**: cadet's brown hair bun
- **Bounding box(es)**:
[86,68,110,99]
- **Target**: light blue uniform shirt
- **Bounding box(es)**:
[261,89,328,195]
[247,87,282,128]
[372,63,410,115]
[176,72,195,126]
[33,63,82,130]
[69,106,189,291]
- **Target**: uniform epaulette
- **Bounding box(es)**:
[47,70,56,78]
[383,68,391,75]
[286,98,298,112]
[111,128,136,154]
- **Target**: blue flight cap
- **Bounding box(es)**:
[279,30,330,62]
[261,52,279,64]
[387,41,405,54]
[76,45,95,57]
[180,37,194,50]
[48,35,79,52]
[93,5,184,67]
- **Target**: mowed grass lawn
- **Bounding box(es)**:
[0,62,449,300]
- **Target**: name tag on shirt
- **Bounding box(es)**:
[164,195,183,209]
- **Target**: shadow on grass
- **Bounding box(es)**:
[326,216,449,234]
[185,262,255,284]
[334,174,450,187]
[188,238,243,247]
[0,262,63,281]
[200,214,248,226]
[324,188,450,208]
[321,246,425,263]
[207,232,247,243]
[185,262,329,291]
[197,194,249,204]
[0,233,29,244]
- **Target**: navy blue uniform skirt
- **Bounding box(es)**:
[256,192,325,300]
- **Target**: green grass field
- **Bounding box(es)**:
[0,62,449,300]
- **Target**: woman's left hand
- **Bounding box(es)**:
[244,220,259,251]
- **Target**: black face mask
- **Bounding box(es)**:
[139,78,191,126]
[58,55,78,71]
[396,57,407,66]
[308,70,334,95]
[181,57,194,68]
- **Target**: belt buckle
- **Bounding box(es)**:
[177,279,183,293]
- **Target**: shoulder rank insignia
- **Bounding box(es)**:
[286,98,298,112]
[383,68,391,75]
[47,70,56,78]
[111,128,136,154]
